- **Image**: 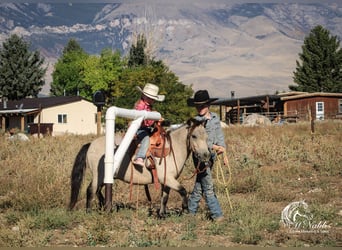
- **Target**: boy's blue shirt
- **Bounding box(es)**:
[194,111,226,153]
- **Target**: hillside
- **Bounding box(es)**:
[0,2,341,97]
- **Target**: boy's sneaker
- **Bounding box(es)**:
[133,158,145,167]
[214,216,225,223]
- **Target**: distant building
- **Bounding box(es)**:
[212,92,342,124]
[0,96,98,135]
[280,92,342,121]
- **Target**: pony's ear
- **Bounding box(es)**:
[186,118,192,127]
[186,118,194,127]
[187,118,203,127]
[160,119,171,127]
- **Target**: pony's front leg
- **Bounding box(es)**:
[178,186,188,213]
[144,185,153,216]
[159,185,170,218]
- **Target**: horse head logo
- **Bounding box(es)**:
[281,200,313,228]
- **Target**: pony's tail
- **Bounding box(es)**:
[69,142,91,210]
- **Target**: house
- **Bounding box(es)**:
[279,92,342,121]
[0,96,99,135]
[212,92,342,124]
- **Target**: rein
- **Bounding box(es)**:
[181,160,208,181]
[214,151,233,211]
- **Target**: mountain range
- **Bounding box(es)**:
[0,1,341,98]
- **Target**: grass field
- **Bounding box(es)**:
[0,120,341,247]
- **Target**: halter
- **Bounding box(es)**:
[186,118,206,155]
[183,121,210,179]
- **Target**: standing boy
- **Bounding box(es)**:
[187,89,228,222]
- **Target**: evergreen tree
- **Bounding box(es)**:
[50,38,88,96]
[128,34,148,67]
[0,34,46,100]
[290,25,342,93]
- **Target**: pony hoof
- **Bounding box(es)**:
[157,212,166,219]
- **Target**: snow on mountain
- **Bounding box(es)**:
[0,2,341,98]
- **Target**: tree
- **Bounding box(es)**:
[50,38,88,96]
[82,48,125,102]
[50,34,194,129]
[0,34,46,100]
[128,34,149,67]
[116,59,193,127]
[290,25,342,93]
[120,33,194,125]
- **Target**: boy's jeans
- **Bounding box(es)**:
[188,160,223,219]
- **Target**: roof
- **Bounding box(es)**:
[0,96,92,115]
[0,108,39,115]
[0,96,90,110]
[212,94,281,107]
[281,92,342,101]
[210,92,342,107]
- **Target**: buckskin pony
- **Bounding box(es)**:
[69,118,210,218]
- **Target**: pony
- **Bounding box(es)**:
[69,119,210,217]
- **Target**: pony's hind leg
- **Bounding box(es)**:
[86,182,93,213]
[86,181,104,212]
[96,184,105,210]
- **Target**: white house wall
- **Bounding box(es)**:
[36,100,98,135]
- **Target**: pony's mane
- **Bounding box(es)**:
[167,123,186,132]
[166,118,205,134]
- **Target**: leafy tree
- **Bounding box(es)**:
[290,25,342,93]
[116,34,194,126]
[50,34,194,129]
[115,59,193,127]
[0,34,46,100]
[82,48,125,102]
[147,60,194,124]
[50,38,89,96]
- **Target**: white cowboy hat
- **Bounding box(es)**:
[136,83,165,102]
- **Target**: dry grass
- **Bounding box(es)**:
[0,120,341,247]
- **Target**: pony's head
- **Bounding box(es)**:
[186,118,210,162]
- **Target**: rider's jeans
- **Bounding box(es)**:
[135,128,150,159]
[188,160,223,219]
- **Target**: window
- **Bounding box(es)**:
[339,99,342,113]
[26,115,34,124]
[58,114,67,124]
[317,102,323,112]
[316,102,324,120]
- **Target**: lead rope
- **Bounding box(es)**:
[215,151,233,211]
